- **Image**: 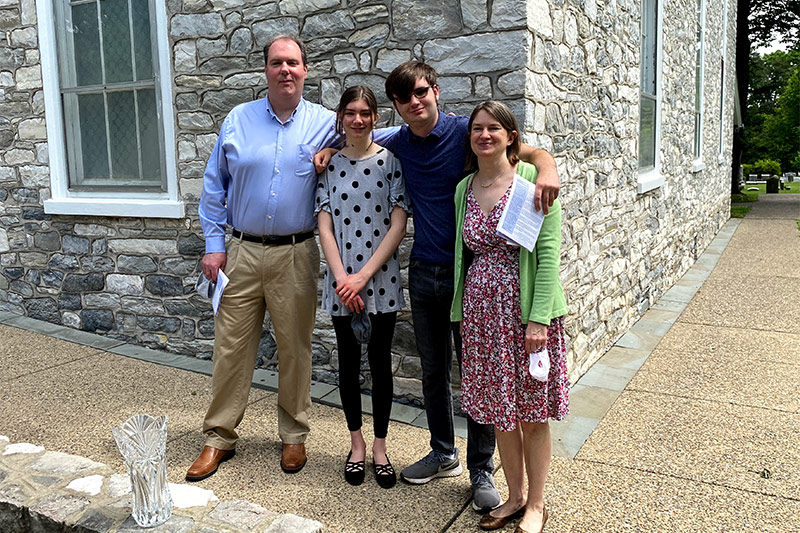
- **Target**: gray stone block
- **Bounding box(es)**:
[9,280,33,297]
[62,236,90,255]
[0,501,28,533]
[28,493,91,530]
[24,298,60,323]
[81,310,114,332]
[392,0,461,40]
[137,315,182,333]
[118,255,158,273]
[48,253,80,271]
[145,275,184,297]
[63,273,104,293]
[263,513,323,533]
[33,231,60,251]
[75,508,115,531]
[177,234,205,256]
[4,267,24,280]
[208,500,274,529]
[57,293,82,311]
[80,256,115,273]
[40,270,64,287]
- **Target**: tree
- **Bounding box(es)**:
[743,50,800,164]
[762,68,800,170]
[732,0,800,193]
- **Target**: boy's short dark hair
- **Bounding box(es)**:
[385,62,438,102]
[263,34,308,66]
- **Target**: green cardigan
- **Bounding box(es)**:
[450,161,568,325]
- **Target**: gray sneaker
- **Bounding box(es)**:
[400,449,463,484]
[471,470,501,512]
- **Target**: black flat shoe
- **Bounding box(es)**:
[374,454,396,489]
[344,450,365,486]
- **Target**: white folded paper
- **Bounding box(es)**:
[496,175,545,252]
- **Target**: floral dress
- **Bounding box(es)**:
[460,186,569,432]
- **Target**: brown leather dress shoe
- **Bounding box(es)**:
[280,443,307,474]
[185,445,235,482]
[479,506,525,531]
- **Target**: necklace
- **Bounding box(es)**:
[478,171,503,188]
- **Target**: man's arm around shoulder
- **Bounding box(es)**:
[519,144,560,215]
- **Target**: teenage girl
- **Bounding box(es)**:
[315,85,408,489]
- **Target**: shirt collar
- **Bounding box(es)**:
[265,96,305,124]
[407,110,446,143]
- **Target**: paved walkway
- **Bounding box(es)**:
[1,193,799,531]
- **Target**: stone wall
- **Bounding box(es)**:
[0,0,736,404]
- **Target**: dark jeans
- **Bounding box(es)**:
[332,312,396,439]
[408,259,495,474]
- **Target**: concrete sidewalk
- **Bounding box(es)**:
[2,193,799,531]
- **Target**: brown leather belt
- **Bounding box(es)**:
[232,229,313,246]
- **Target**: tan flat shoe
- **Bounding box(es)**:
[514,506,548,533]
[479,506,525,531]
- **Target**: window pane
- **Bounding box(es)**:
[639,94,656,169]
[101,0,133,83]
[71,2,102,87]
[107,90,139,180]
[694,112,702,157]
[131,0,154,81]
[640,0,657,95]
[137,88,162,182]
[77,93,109,180]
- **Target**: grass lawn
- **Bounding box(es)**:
[742,181,800,195]
[730,206,752,218]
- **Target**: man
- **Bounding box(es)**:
[380,63,560,511]
[188,34,338,481]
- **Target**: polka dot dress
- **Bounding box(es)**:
[315,147,409,316]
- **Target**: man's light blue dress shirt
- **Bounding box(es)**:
[199,97,338,253]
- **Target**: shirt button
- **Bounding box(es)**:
[279,147,283,151]
[272,192,276,196]
[276,169,280,174]
[268,216,272,219]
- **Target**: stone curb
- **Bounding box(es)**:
[0,436,323,533]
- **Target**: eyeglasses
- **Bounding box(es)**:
[393,85,433,104]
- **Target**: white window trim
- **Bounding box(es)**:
[693,0,706,166]
[637,0,664,194]
[718,0,729,164]
[37,0,183,219]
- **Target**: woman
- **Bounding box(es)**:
[315,85,408,489]
[451,101,569,533]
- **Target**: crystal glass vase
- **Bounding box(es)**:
[112,414,173,527]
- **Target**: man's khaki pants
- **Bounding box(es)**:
[202,236,319,449]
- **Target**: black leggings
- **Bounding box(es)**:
[331,312,396,438]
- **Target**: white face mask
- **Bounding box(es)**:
[194,273,215,299]
[529,348,550,382]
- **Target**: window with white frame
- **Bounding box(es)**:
[693,0,706,162]
[718,0,729,161]
[38,0,182,218]
[639,0,659,172]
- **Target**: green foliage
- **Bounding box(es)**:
[749,0,800,49]
[762,69,800,171]
[743,50,800,166]
[730,206,752,218]
[746,158,782,176]
[792,152,800,171]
